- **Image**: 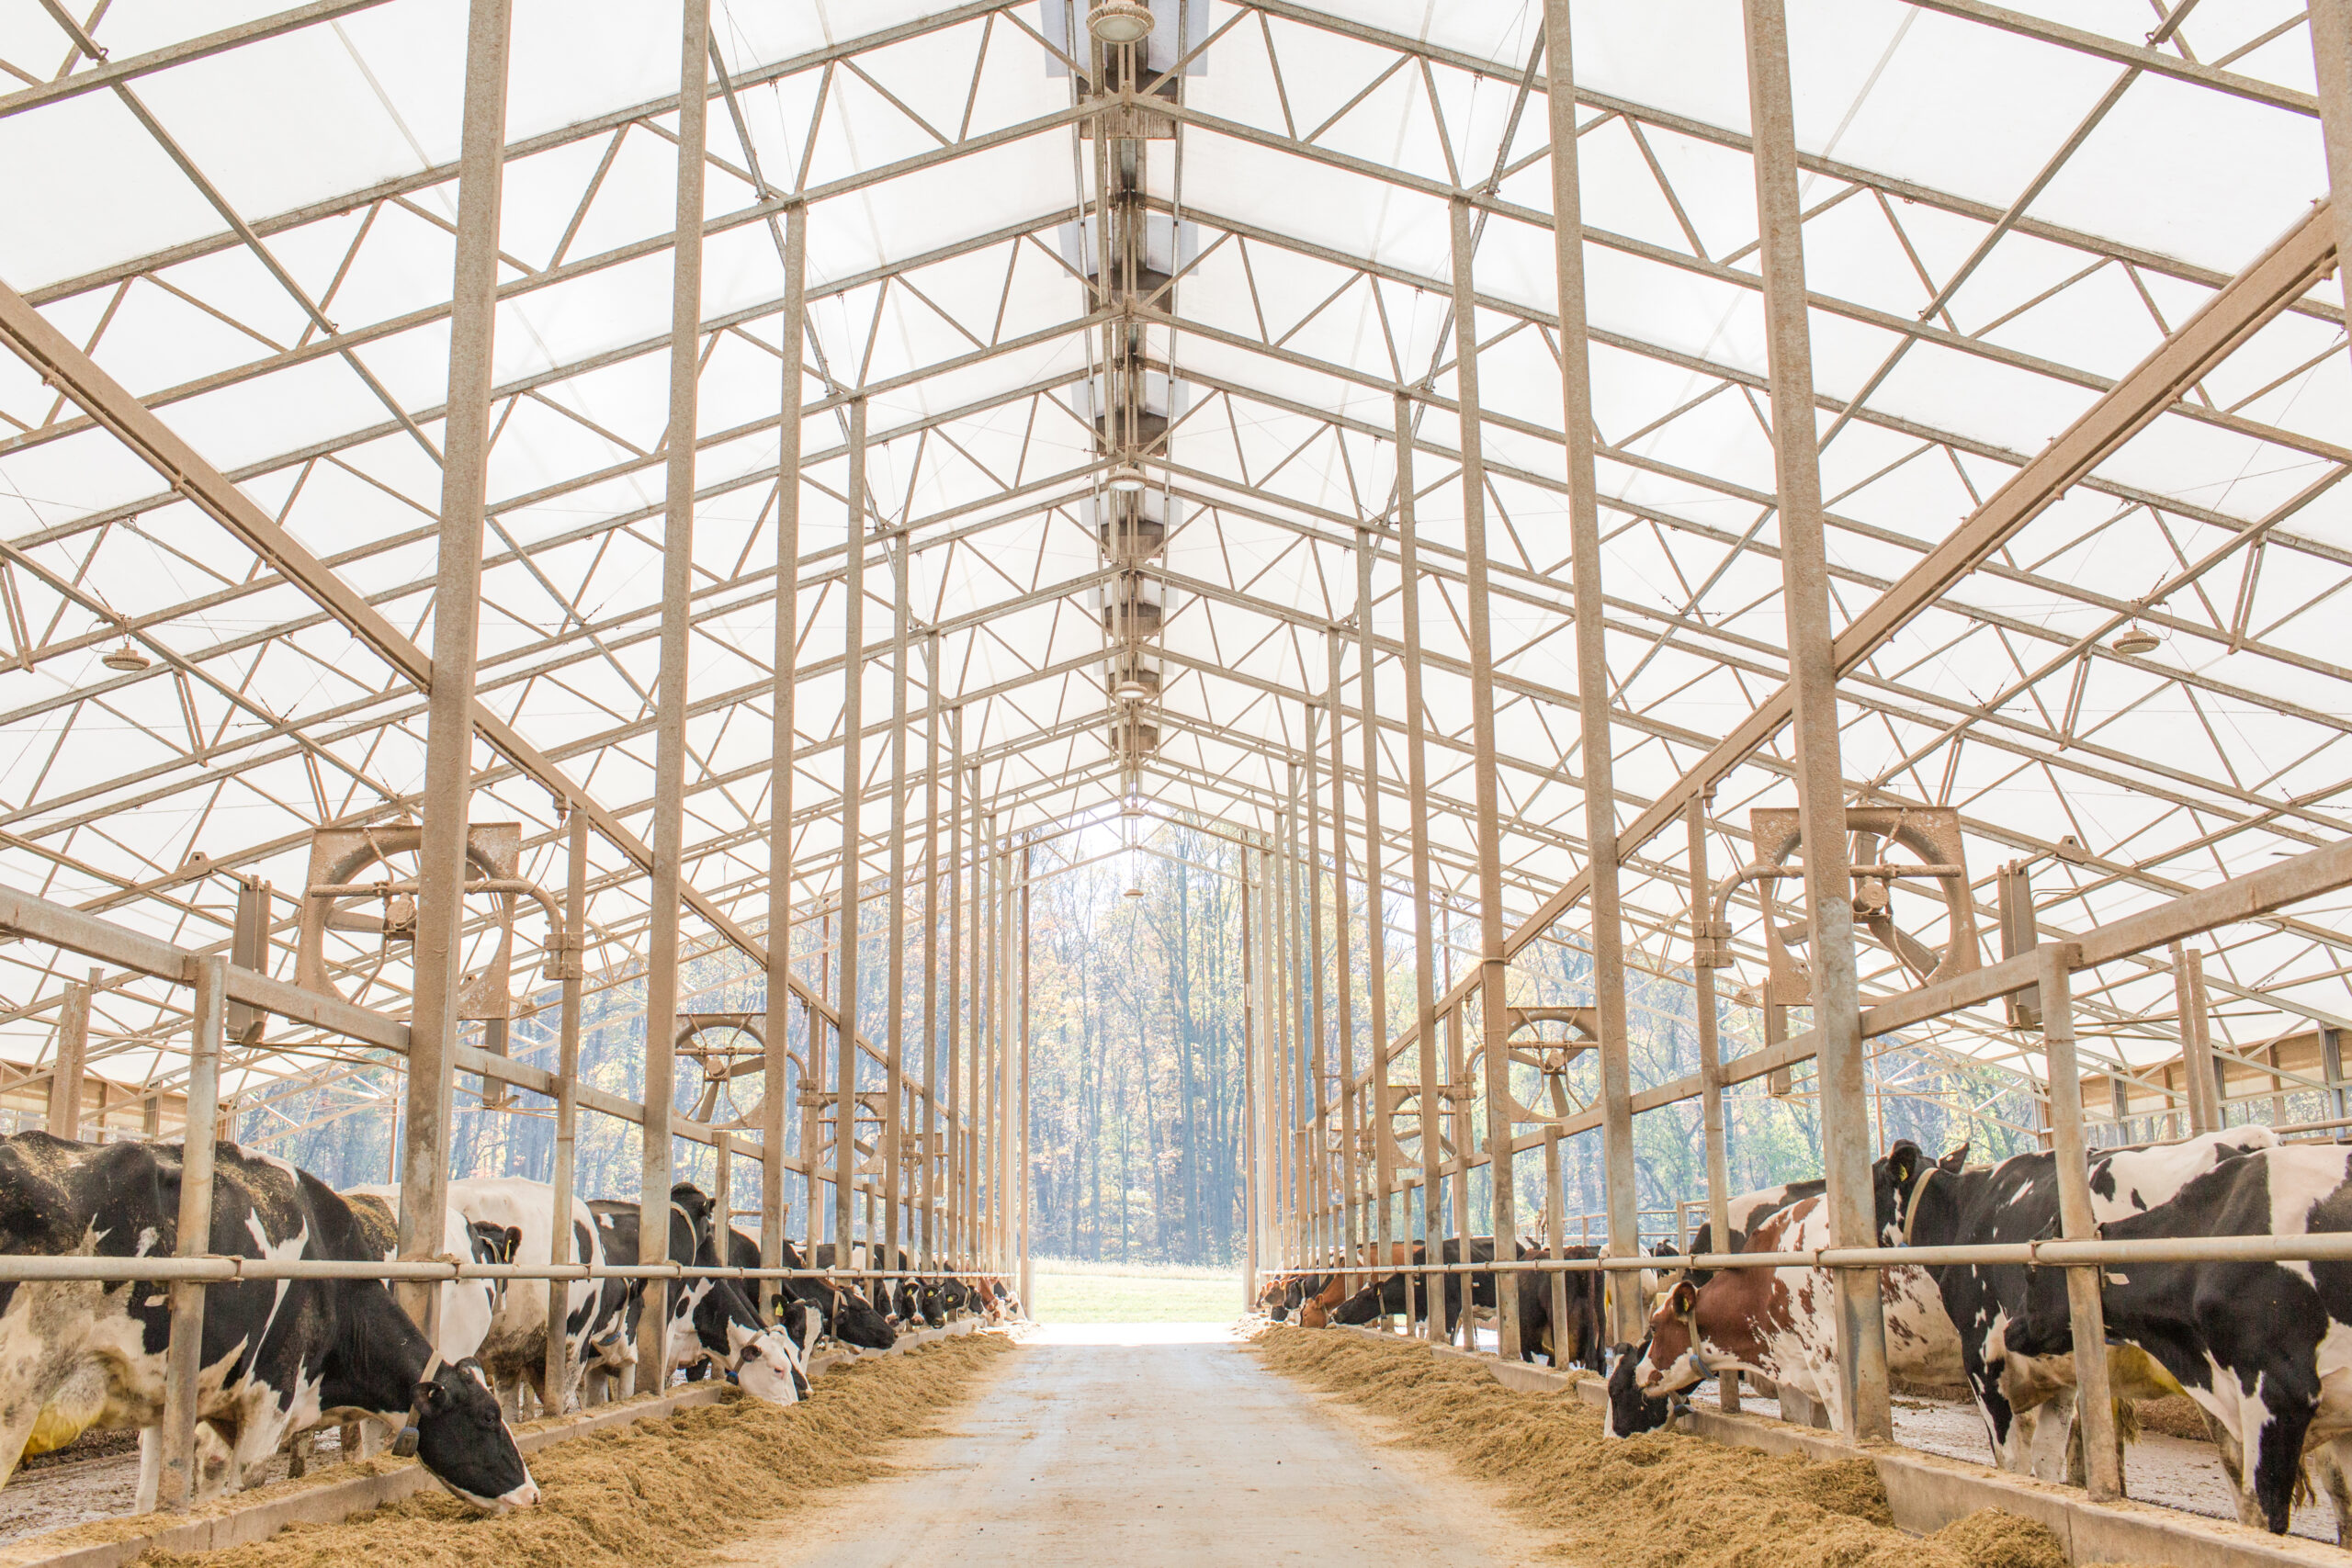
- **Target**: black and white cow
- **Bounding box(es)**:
[1876,1125,2277,1483]
[439,1177,610,1414]
[339,1187,515,1363]
[2000,1139,2352,1535]
[806,1244,905,1348]
[589,1189,804,1403]
[0,1134,536,1513]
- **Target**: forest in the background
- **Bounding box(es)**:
[232,818,2068,1267]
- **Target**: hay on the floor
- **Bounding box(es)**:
[127,1333,1014,1568]
[1254,1327,2075,1568]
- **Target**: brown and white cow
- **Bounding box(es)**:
[1629,1188,1962,1435]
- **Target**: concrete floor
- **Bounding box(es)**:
[717,1323,1553,1566]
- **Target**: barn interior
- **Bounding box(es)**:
[2,0,2352,1562]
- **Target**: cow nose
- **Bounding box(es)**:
[501,1479,542,1511]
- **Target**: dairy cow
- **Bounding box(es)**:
[1629,1185,1964,1435]
[0,1134,536,1513]
[590,1189,803,1403]
[1876,1126,2277,1481]
[1512,1245,1605,1370]
[437,1178,609,1413]
[804,1244,905,1348]
[339,1188,515,1363]
[1997,1140,2352,1534]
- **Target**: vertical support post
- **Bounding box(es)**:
[401,0,513,1313]
[2173,943,2222,1132]
[834,398,868,1261]
[1353,525,1397,1320]
[639,0,708,1382]
[922,634,942,1266]
[1687,794,1738,1409]
[1446,196,1521,1359]
[544,809,586,1397]
[2311,1,2352,355]
[966,768,982,1269]
[1306,712,1328,1268]
[1740,0,1889,1443]
[1544,1126,1567,1368]
[47,976,90,1139]
[159,956,224,1512]
[1327,637,1360,1269]
[1019,844,1033,1312]
[1387,401,1448,1344]
[1540,0,1638,1348]
[1241,845,1260,1305]
[763,199,808,1304]
[884,530,910,1271]
[2041,944,2122,1500]
[1279,788,1298,1269]
[946,716,964,1270]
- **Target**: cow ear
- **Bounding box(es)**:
[1939,1143,1970,1174]
[1669,1280,1697,1315]
[413,1378,452,1412]
[1887,1142,1917,1187]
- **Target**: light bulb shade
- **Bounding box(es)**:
[2111,626,2159,656]
[1087,1,1154,45]
[101,645,151,673]
[1107,462,1148,493]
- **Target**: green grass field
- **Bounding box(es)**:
[1027,1258,1243,1323]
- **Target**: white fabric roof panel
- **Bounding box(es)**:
[0,0,2344,1124]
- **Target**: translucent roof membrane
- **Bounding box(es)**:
[0,0,2346,1127]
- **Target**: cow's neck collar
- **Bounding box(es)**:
[1901,1168,1939,1248]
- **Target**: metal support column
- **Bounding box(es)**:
[1388,402,1446,1343]
[2041,944,2123,1499]
[1306,714,1328,1266]
[884,531,910,1269]
[921,632,942,1266]
[1354,525,1398,1322]
[762,198,807,1307]
[400,0,512,1311]
[543,809,586,1393]
[1326,637,1360,1267]
[47,976,89,1138]
[1241,842,1261,1307]
[159,955,223,1512]
[966,770,982,1269]
[945,719,964,1269]
[638,0,709,1382]
[833,398,868,1258]
[1447,195,1521,1360]
[1543,0,1640,1347]
[1019,844,1033,1310]
[2173,942,2222,1132]
[1688,794,1737,1410]
[2312,0,2352,352]
[1741,0,1889,1443]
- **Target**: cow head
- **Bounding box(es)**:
[727,1321,806,1404]
[1875,1139,1969,1246]
[1256,1276,1292,1321]
[411,1359,539,1512]
[915,1280,947,1327]
[1604,1340,1675,1438]
[828,1282,898,1348]
[1634,1278,1708,1402]
[1329,1282,1383,1325]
